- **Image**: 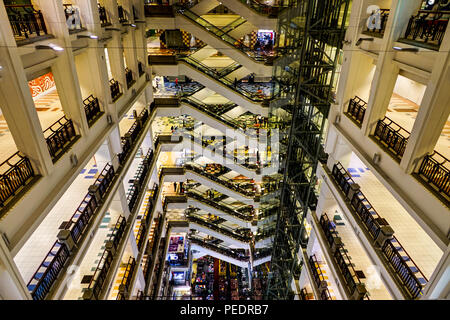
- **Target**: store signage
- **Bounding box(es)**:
[366,5,381,31]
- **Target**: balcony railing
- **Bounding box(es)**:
[363,9,390,37]
[43,115,77,162]
[26,241,70,300]
[416,151,450,202]
[125,68,135,89]
[118,109,150,165]
[98,3,110,26]
[87,215,126,299]
[116,257,136,300]
[5,4,48,43]
[0,152,36,211]
[118,5,128,23]
[308,254,332,300]
[346,96,367,127]
[138,61,145,77]
[320,214,369,300]
[83,95,102,127]
[331,162,428,299]
[400,10,449,50]
[381,236,428,299]
[109,79,122,102]
[373,116,410,161]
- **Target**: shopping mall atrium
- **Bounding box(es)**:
[0,0,448,301]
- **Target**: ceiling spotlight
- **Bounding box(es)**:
[77,34,99,39]
[393,46,419,52]
[356,37,374,46]
[105,27,121,31]
[35,44,64,52]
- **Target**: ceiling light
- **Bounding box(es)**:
[105,27,121,31]
[35,44,64,52]
[393,46,419,52]
[77,34,99,39]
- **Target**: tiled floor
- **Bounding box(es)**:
[14,157,100,284]
[386,93,450,159]
[326,211,393,299]
[347,153,443,279]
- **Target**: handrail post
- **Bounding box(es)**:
[88,183,102,204]
[374,222,395,247]
[57,229,76,252]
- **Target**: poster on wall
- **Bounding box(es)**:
[28,72,56,98]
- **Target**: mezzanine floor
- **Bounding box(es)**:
[14,157,101,284]
[347,153,443,279]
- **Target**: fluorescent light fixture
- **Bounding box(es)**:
[122,23,136,27]
[356,37,374,46]
[35,43,64,51]
[105,27,121,31]
[393,46,419,52]
[77,34,98,39]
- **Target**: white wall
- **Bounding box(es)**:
[393,74,426,106]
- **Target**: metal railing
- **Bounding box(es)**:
[138,61,145,77]
[402,10,449,49]
[43,115,77,161]
[118,5,128,23]
[83,95,101,126]
[331,162,428,299]
[417,151,450,201]
[110,79,121,102]
[98,4,110,26]
[373,116,410,160]
[87,215,126,299]
[5,4,48,42]
[93,163,115,199]
[319,214,369,300]
[346,96,367,126]
[381,236,428,299]
[116,257,136,300]
[26,241,70,300]
[308,254,332,300]
[68,193,98,244]
[0,152,35,209]
[125,68,134,89]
